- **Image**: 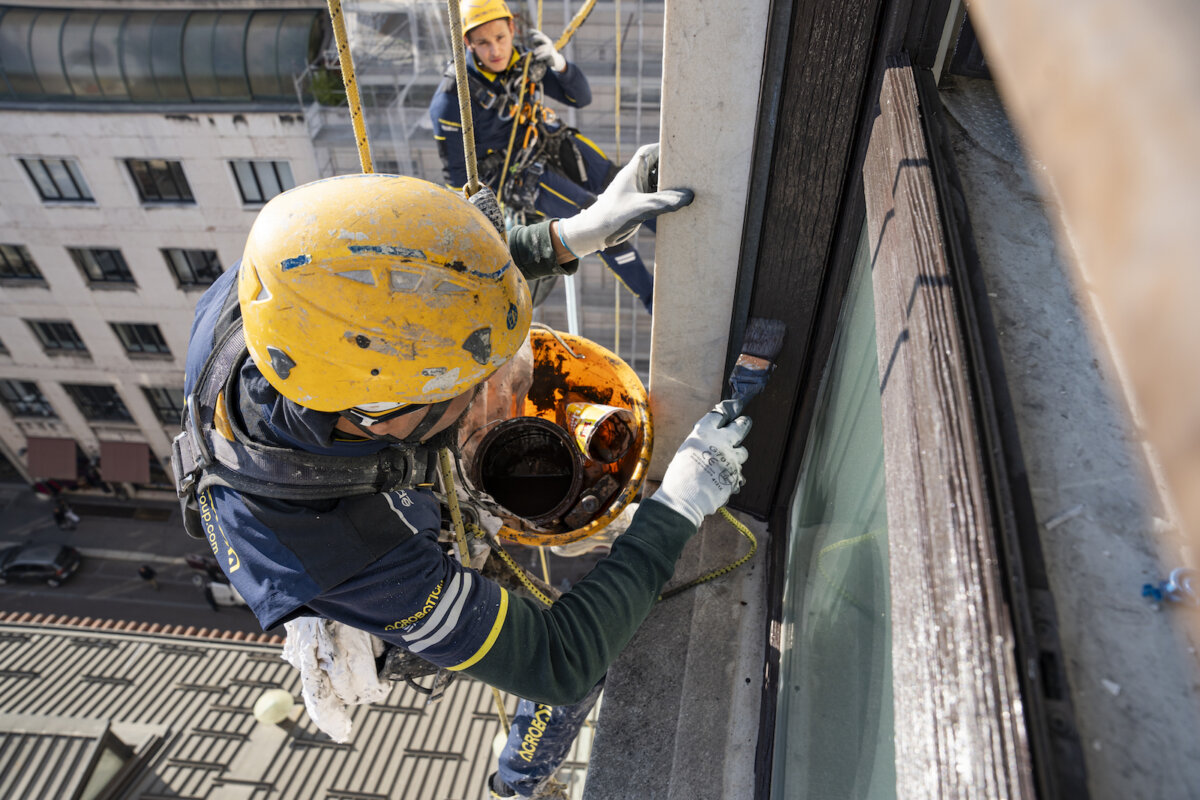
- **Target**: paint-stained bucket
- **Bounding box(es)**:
[495,327,652,547]
[473,416,584,527]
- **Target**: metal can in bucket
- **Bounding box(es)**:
[565,403,636,463]
[472,416,583,528]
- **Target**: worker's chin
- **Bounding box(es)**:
[486,59,508,71]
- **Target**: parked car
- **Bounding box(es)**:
[0,543,82,587]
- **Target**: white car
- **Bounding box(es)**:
[207,580,249,608]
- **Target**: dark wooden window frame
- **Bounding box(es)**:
[62,383,133,423]
[125,158,195,203]
[69,247,136,287]
[27,319,88,354]
[0,244,44,282]
[230,159,294,204]
[162,247,223,287]
[19,157,93,201]
[110,322,171,357]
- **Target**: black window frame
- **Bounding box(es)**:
[141,385,185,426]
[125,158,195,203]
[0,244,44,281]
[0,379,56,418]
[69,247,136,286]
[163,247,223,287]
[110,322,171,356]
[230,159,295,204]
[19,157,93,201]
[26,319,88,355]
[62,383,133,422]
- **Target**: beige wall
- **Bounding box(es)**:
[649,0,770,477]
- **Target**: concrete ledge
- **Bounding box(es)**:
[584,511,768,800]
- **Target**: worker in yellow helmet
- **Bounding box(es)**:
[431,0,661,313]
[174,151,752,799]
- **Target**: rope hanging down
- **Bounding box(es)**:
[327,0,373,173]
[445,0,483,195]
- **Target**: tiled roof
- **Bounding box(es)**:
[0,619,596,799]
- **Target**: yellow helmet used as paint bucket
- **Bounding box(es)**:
[461,0,512,34]
[238,173,532,412]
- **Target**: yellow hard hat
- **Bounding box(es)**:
[238,173,531,412]
[461,0,513,34]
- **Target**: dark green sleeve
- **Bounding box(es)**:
[462,499,697,705]
[507,220,580,281]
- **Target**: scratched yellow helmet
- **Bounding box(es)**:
[461,0,512,34]
[238,173,531,412]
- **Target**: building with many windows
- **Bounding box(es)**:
[0,1,328,494]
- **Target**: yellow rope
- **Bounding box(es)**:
[538,545,552,586]
[327,0,373,173]
[445,0,482,195]
[659,508,758,601]
[555,0,599,50]
[613,0,622,354]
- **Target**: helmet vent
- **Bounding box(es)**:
[337,269,376,285]
[433,280,469,294]
[462,327,492,365]
[266,347,296,379]
[389,270,422,293]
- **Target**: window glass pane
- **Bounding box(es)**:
[92,13,126,99]
[46,160,82,199]
[275,161,295,192]
[0,9,40,96]
[0,244,42,280]
[121,12,157,101]
[22,160,58,198]
[0,380,55,418]
[182,12,218,100]
[150,11,188,100]
[276,13,319,85]
[232,160,261,203]
[213,13,250,99]
[62,11,101,98]
[255,162,282,199]
[30,10,70,97]
[772,225,894,800]
[246,12,284,98]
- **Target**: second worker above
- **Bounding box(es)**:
[430,0,659,312]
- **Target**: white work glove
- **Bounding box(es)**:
[529,29,566,72]
[649,406,752,527]
[557,143,694,257]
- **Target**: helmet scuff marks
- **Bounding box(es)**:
[238,173,531,411]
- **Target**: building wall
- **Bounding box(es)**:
[0,109,319,487]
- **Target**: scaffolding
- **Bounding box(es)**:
[297,1,665,375]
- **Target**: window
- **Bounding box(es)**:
[69,248,135,285]
[231,159,294,204]
[142,386,185,425]
[773,227,894,799]
[0,244,43,281]
[111,323,171,356]
[27,320,88,354]
[62,383,132,422]
[125,158,194,202]
[163,248,222,287]
[19,157,93,201]
[0,379,56,418]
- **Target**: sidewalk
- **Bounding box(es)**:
[0,484,197,565]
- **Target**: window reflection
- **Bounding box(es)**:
[773,225,894,800]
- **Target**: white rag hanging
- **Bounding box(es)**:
[281,617,393,742]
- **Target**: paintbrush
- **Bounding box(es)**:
[717,317,786,423]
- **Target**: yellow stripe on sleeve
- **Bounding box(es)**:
[438,118,462,129]
[448,588,508,671]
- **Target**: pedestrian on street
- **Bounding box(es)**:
[52,499,78,531]
[138,564,159,591]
